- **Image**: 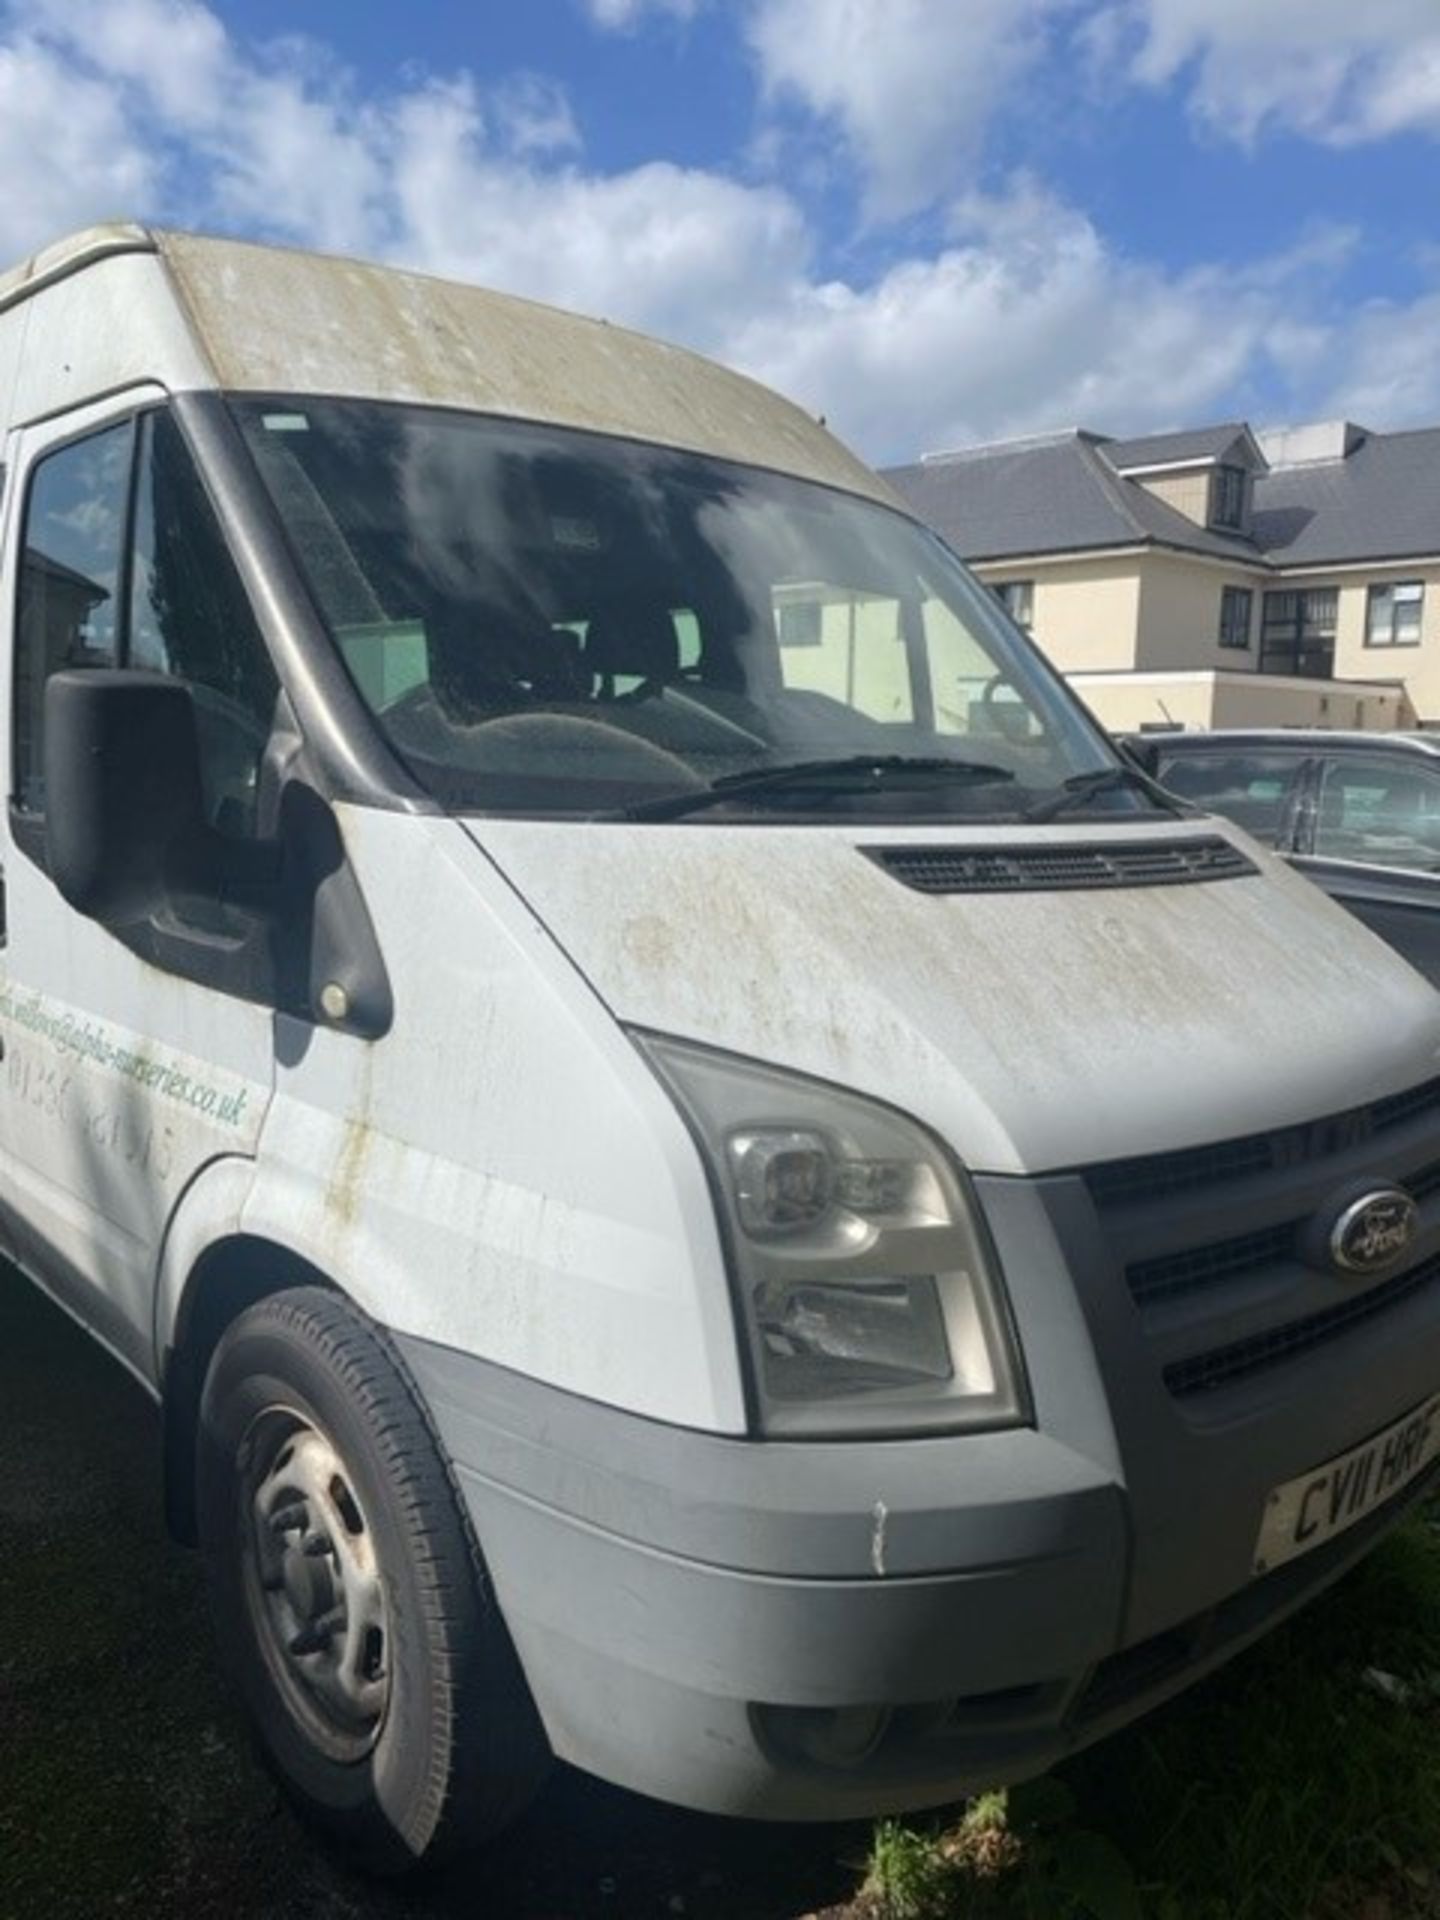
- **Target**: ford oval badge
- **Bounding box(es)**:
[1330,1189,1419,1276]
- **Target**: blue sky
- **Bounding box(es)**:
[0,0,1437,462]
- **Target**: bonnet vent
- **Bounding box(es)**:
[868,835,1256,895]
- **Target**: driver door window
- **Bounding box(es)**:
[13,408,278,843]
[15,422,132,813]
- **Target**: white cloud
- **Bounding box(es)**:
[727,184,1320,460]
[0,0,1430,472]
[1309,291,1440,426]
[491,73,582,156]
[583,0,699,28]
[1115,0,1440,145]
[746,0,1070,220]
[0,37,156,259]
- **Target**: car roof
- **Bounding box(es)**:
[1133,730,1440,756]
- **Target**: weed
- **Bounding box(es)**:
[860,1818,954,1920]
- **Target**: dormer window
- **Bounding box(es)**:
[1212,464,1247,531]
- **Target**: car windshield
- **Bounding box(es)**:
[232,396,1141,822]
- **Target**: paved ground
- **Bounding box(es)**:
[0,1271,865,1920]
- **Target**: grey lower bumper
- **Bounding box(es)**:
[399,1328,1436,1819]
[398,1327,1140,1819]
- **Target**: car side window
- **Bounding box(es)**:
[1314,756,1440,873]
[129,410,280,837]
[14,421,133,813]
[1155,750,1306,847]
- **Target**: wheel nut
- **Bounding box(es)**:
[302,1533,332,1559]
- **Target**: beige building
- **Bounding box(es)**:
[884,419,1438,734]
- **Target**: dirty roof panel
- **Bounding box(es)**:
[152,230,897,507]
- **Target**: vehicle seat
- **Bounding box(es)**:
[429,605,586,716]
[583,602,680,699]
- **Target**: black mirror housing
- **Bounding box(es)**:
[44,669,209,923]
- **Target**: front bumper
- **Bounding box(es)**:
[395,1132,1440,1821]
[398,1322,1436,1821]
[397,1322,1126,1818]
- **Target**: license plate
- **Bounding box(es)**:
[1254,1395,1440,1575]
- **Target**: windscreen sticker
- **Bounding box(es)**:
[0,988,251,1127]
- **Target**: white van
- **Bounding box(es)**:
[5,224,1440,1870]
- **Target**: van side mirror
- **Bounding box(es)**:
[43,670,274,925]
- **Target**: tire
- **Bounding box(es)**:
[195,1286,550,1872]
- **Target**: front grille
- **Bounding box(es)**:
[870,835,1255,896]
[1088,1076,1440,1210]
[1080,1076,1440,1407]
[1167,1251,1440,1405]
[1128,1223,1296,1307]
[1165,1254,1440,1399]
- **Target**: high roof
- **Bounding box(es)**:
[0,224,895,510]
[885,418,1440,571]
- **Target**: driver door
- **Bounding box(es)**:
[0,392,277,1380]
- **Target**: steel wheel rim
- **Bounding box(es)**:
[238,1406,391,1761]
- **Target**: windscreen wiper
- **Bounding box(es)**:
[1023,763,1188,824]
[602,754,1017,823]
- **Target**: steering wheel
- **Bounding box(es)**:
[979,670,1048,743]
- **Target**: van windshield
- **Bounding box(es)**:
[232,397,1139,822]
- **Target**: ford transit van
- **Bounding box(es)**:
[5,225,1440,1870]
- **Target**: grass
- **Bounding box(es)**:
[852,1510,1440,1920]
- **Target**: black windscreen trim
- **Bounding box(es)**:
[868,835,1256,895]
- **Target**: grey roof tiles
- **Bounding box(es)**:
[884,422,1440,572]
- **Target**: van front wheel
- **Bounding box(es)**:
[195,1286,549,1871]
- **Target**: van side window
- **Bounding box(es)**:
[130,411,279,837]
[14,421,133,813]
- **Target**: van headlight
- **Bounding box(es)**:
[633,1033,1027,1437]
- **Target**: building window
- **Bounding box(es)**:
[775,598,822,648]
[1365,581,1424,648]
[1218,585,1252,650]
[993,580,1033,629]
[1212,465,1247,531]
[1260,587,1337,678]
